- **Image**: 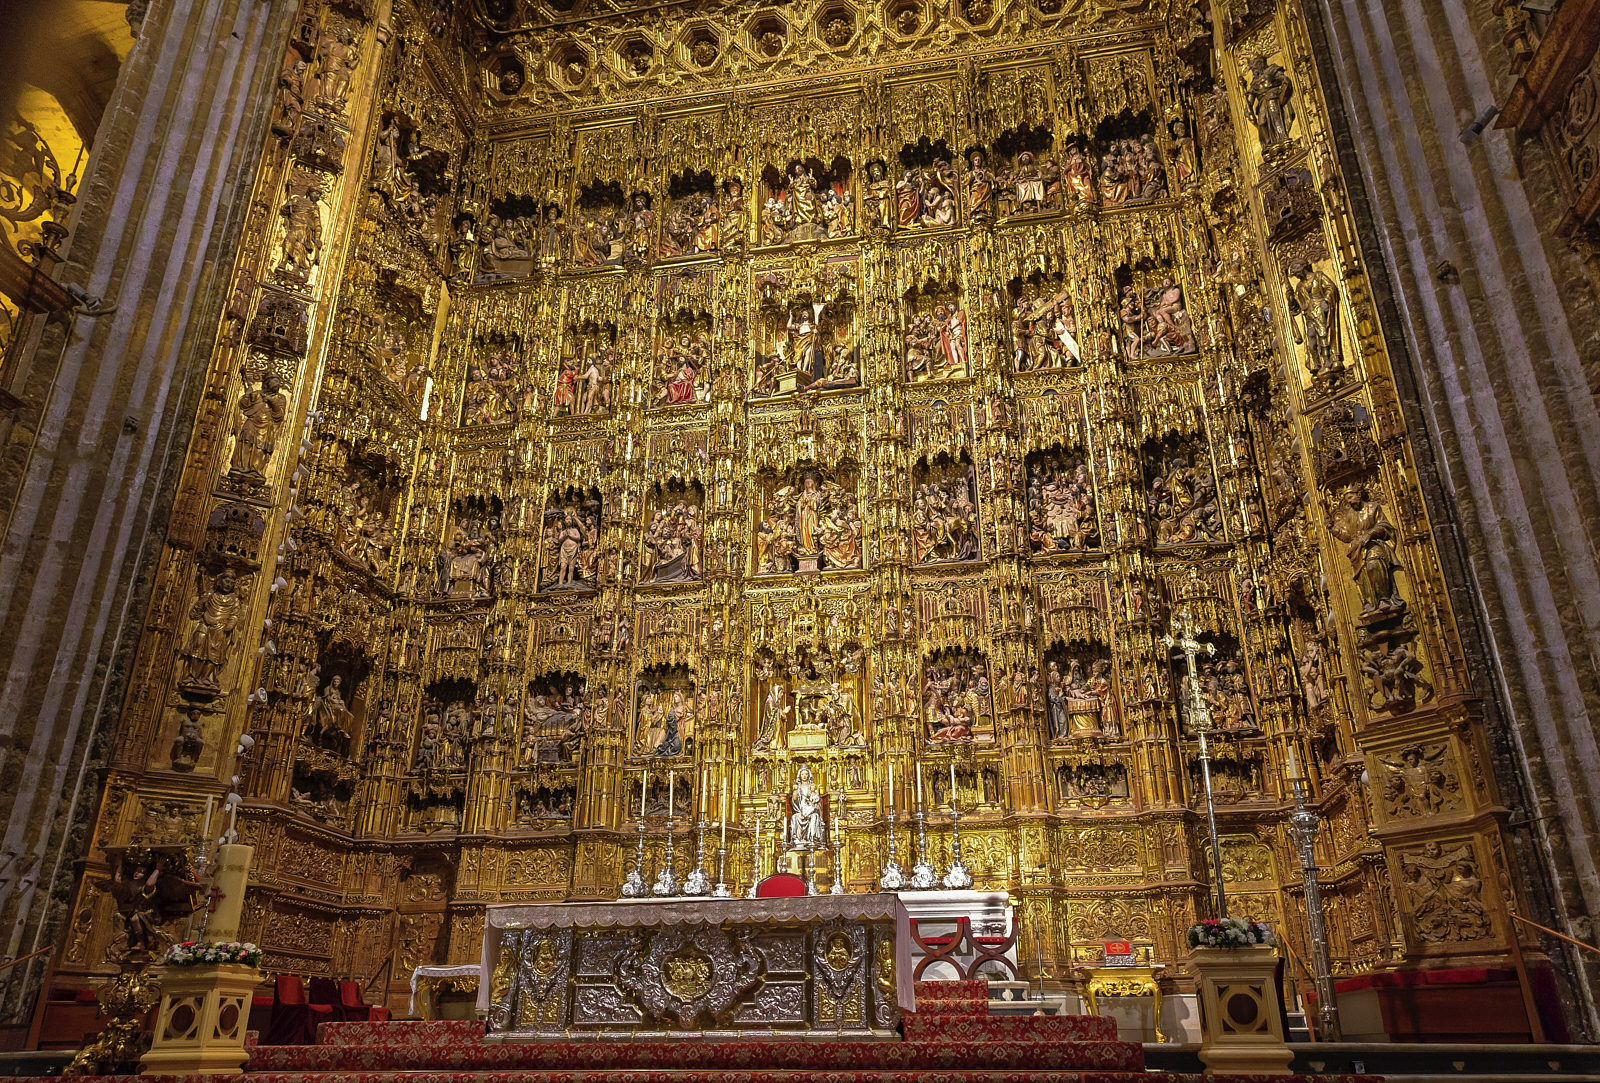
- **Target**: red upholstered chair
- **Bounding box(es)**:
[264,975,325,1045]
[755,873,807,897]
[337,980,391,1022]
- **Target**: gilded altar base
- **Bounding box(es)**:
[479,895,910,1041]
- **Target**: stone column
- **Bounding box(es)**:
[0,0,293,1020]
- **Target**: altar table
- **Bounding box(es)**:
[478,893,914,1040]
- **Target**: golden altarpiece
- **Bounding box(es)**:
[53,0,1547,1011]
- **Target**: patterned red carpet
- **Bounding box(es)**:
[85,980,1382,1081]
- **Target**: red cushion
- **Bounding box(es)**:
[368,1006,391,1022]
[755,874,807,898]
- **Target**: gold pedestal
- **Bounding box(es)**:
[785,727,827,751]
[1079,965,1165,1042]
[1185,945,1293,1075]
[138,964,260,1076]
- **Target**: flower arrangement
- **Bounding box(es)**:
[161,941,263,967]
[1187,917,1276,949]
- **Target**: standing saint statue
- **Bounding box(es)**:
[788,764,824,850]
[230,373,287,478]
[1287,259,1343,376]
[1329,486,1405,614]
[280,186,323,277]
[178,568,246,691]
[1243,54,1295,148]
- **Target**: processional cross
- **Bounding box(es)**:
[1161,606,1228,918]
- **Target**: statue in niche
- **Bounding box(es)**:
[861,159,892,231]
[1059,762,1130,800]
[627,192,655,263]
[1329,485,1405,614]
[462,352,516,425]
[520,681,587,766]
[229,373,287,478]
[924,655,992,744]
[178,567,248,692]
[760,162,854,244]
[912,463,978,564]
[553,342,615,417]
[895,160,957,227]
[1119,279,1196,359]
[170,709,205,771]
[640,501,702,583]
[279,185,323,278]
[1244,54,1295,149]
[1200,659,1257,732]
[1088,660,1119,737]
[335,481,394,576]
[1286,259,1344,376]
[1061,142,1097,205]
[652,332,709,406]
[443,525,495,596]
[572,202,624,267]
[822,681,865,747]
[1099,138,1166,207]
[274,51,307,139]
[660,191,719,257]
[308,675,355,752]
[313,24,358,111]
[1298,642,1327,712]
[540,505,598,590]
[904,300,969,381]
[1010,286,1080,370]
[753,300,859,397]
[717,178,747,253]
[1149,456,1224,546]
[963,147,997,223]
[999,150,1059,215]
[755,472,860,574]
[634,685,694,758]
[753,659,790,751]
[1027,455,1097,553]
[788,765,825,850]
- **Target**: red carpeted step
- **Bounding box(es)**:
[903,1014,1118,1043]
[245,1038,1143,1074]
[316,1020,486,1046]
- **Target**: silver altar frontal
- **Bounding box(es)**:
[478,893,915,1041]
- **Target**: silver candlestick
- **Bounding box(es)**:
[683,818,711,895]
[746,819,764,898]
[712,846,732,897]
[942,801,973,890]
[652,813,682,896]
[878,811,907,891]
[620,817,648,898]
[910,809,938,890]
[831,835,846,894]
[803,845,818,896]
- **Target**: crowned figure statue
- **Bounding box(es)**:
[788,765,825,851]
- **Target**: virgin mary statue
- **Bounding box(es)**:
[788,765,825,850]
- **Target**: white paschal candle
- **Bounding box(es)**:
[668,769,674,815]
[720,780,728,847]
[887,763,894,811]
[641,770,648,817]
[916,761,924,810]
[950,761,957,809]
[700,768,707,817]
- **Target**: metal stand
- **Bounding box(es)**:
[1290,776,1341,1040]
[942,803,973,890]
[910,809,938,889]
[712,846,731,897]
[803,847,818,896]
[652,814,681,896]
[1163,606,1226,918]
[878,812,907,890]
[746,821,762,899]
[620,817,648,898]
[831,836,846,894]
[683,818,711,896]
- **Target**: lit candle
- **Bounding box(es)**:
[916,761,924,810]
[201,795,214,850]
[1286,743,1300,779]
[700,768,707,818]
[641,770,649,817]
[720,780,728,848]
[667,769,674,816]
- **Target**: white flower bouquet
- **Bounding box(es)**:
[1187,916,1276,949]
[161,940,264,967]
